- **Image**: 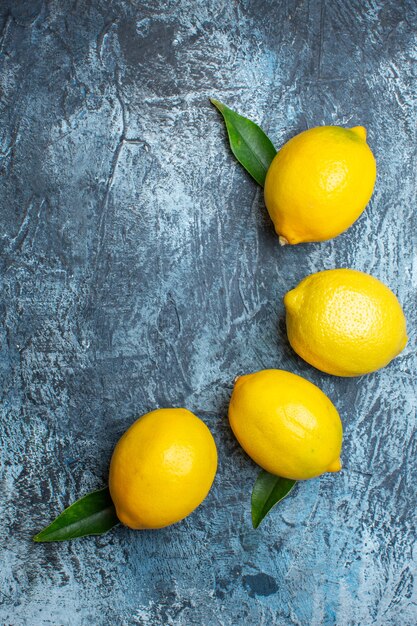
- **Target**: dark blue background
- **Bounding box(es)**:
[1,1,416,624]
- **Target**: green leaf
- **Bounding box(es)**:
[210,98,276,187]
[251,470,296,529]
[33,487,119,542]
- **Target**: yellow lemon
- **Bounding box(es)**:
[109,408,217,529]
[264,125,376,244]
[228,369,343,480]
[285,269,407,377]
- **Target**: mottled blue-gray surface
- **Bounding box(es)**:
[0,0,416,624]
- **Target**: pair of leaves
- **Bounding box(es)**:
[33,473,295,541]
[212,98,297,528]
[34,100,294,542]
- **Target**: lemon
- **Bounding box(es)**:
[229,369,343,480]
[264,125,376,244]
[109,408,217,529]
[285,269,407,377]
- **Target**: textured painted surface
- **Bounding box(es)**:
[0,0,416,624]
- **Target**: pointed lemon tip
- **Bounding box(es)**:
[350,126,367,141]
[233,374,248,388]
[284,289,301,312]
[328,458,342,473]
[278,235,289,246]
